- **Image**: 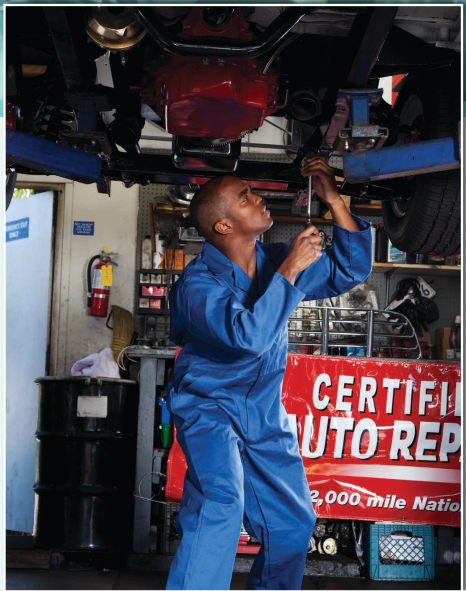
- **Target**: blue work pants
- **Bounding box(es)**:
[166,371,316,590]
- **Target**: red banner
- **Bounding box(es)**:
[166,355,461,526]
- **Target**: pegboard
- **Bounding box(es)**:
[134,149,298,340]
[135,153,460,345]
[135,149,175,341]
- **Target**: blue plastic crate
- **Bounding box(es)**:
[364,524,434,581]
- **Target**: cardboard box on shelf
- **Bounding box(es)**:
[141,286,165,297]
[418,330,431,344]
[165,249,184,270]
[436,327,451,361]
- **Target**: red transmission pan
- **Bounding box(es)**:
[146,9,279,139]
[166,355,461,527]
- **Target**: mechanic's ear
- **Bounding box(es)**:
[214,219,234,235]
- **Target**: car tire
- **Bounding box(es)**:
[381,66,460,256]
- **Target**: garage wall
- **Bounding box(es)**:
[15,175,139,376]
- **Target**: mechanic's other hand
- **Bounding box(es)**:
[277,225,323,284]
[300,156,340,205]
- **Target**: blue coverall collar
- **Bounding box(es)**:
[201,241,234,276]
[202,240,273,295]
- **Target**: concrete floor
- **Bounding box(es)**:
[6,567,461,590]
[5,536,460,590]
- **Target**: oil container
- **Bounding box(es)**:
[32,377,139,550]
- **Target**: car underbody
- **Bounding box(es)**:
[5,5,461,255]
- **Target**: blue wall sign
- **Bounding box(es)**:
[73,221,95,236]
[6,218,29,242]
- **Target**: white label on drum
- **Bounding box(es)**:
[77,396,108,418]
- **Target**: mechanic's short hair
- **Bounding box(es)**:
[189,177,232,240]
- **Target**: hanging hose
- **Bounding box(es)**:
[262,33,301,74]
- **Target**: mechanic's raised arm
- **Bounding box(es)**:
[285,156,372,299]
[300,156,359,232]
[170,272,305,357]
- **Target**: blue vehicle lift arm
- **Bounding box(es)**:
[6,130,101,183]
[343,137,461,183]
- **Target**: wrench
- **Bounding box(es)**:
[301,154,314,227]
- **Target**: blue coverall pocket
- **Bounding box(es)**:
[170,367,209,414]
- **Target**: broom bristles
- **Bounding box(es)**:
[111,305,134,361]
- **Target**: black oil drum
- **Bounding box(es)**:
[32,377,139,550]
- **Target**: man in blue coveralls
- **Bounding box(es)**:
[166,156,372,590]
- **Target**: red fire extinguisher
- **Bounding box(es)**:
[87,249,117,317]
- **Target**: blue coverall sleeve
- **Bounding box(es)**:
[171,272,305,357]
[294,213,372,300]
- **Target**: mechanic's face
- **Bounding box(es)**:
[222,178,273,237]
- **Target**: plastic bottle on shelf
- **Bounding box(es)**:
[153,234,166,269]
[141,235,152,270]
[375,223,387,263]
[158,390,173,448]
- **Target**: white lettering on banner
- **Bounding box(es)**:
[413,497,460,512]
[404,380,414,415]
[330,417,355,458]
[298,416,460,463]
[439,423,461,463]
[352,419,378,460]
[384,378,401,414]
[313,374,331,410]
[416,422,441,461]
[440,382,449,417]
[419,381,436,415]
[390,421,416,461]
[302,415,329,459]
[292,372,461,463]
[358,377,377,413]
[336,376,354,411]
[311,491,461,513]
[302,374,460,416]
[455,382,461,417]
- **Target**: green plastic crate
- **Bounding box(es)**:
[365,524,434,581]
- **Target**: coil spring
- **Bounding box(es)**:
[34,94,75,143]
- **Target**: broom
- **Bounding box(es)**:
[111,305,135,361]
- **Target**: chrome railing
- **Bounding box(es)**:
[288,306,421,359]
